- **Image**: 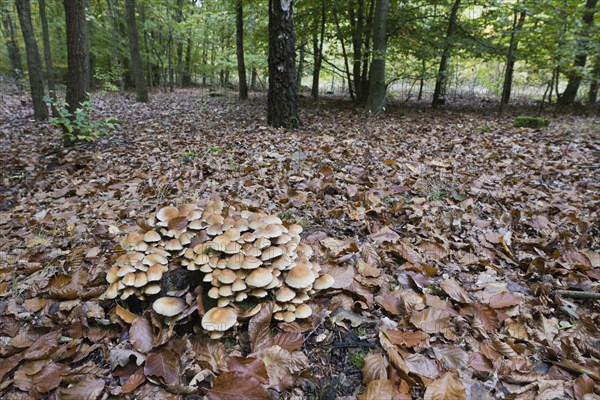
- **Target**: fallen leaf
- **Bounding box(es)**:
[144,349,180,385]
[362,353,388,385]
[424,371,466,400]
[208,371,269,400]
[55,377,105,400]
[130,317,154,353]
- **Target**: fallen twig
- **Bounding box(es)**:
[553,290,600,300]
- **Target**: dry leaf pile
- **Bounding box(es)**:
[0,89,598,399]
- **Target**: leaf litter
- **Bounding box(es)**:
[0,90,599,399]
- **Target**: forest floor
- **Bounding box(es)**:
[0,88,599,400]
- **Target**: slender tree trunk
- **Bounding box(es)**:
[311,0,325,100]
[366,0,390,113]
[183,35,192,86]
[16,0,48,120]
[296,41,305,92]
[432,0,461,108]
[175,0,184,87]
[250,67,257,91]
[349,0,363,101]
[85,0,95,91]
[125,0,148,102]
[267,0,300,128]
[418,58,425,101]
[2,4,23,85]
[360,0,375,101]
[559,0,598,105]
[140,3,152,90]
[589,58,599,104]
[39,0,58,116]
[236,0,248,100]
[333,7,354,100]
[500,8,526,113]
[63,0,90,143]
[106,0,124,93]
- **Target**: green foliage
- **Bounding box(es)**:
[94,67,123,92]
[513,115,550,129]
[44,96,121,143]
[350,350,368,369]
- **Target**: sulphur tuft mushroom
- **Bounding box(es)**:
[152,297,186,317]
[201,306,238,332]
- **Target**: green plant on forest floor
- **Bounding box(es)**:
[513,115,550,129]
[44,96,121,143]
[350,349,368,369]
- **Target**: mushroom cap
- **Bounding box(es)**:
[206,224,224,236]
[254,224,283,239]
[134,272,148,288]
[157,206,179,222]
[207,287,220,299]
[224,228,241,241]
[287,224,303,236]
[282,311,296,322]
[251,288,268,298]
[201,306,238,332]
[261,246,284,261]
[218,269,237,284]
[234,219,250,232]
[255,238,271,249]
[223,242,242,254]
[231,278,247,292]
[178,203,198,217]
[152,297,186,317]
[285,265,316,288]
[275,287,296,302]
[239,232,256,243]
[227,254,244,270]
[242,256,262,270]
[262,215,283,225]
[218,285,233,297]
[143,230,162,243]
[294,304,313,319]
[143,253,168,266]
[117,264,136,277]
[122,272,136,286]
[313,273,335,290]
[243,246,262,258]
[144,283,161,295]
[165,239,183,251]
[207,214,225,225]
[102,282,120,299]
[246,267,273,288]
[106,266,120,283]
[235,292,248,302]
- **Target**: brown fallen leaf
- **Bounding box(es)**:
[261,345,309,392]
[227,357,269,384]
[489,291,522,308]
[440,279,471,304]
[423,370,466,400]
[208,371,269,400]
[359,379,395,400]
[122,368,146,394]
[362,353,388,385]
[115,305,140,324]
[248,302,274,354]
[573,374,595,400]
[130,317,154,353]
[55,377,105,400]
[144,349,180,385]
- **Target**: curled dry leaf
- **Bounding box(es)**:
[248,302,274,354]
[208,371,269,400]
[130,317,154,354]
[115,305,140,324]
[359,379,395,400]
[361,353,388,385]
[143,349,180,385]
[227,357,269,384]
[55,377,105,400]
[423,371,466,400]
[440,279,471,304]
[194,338,229,374]
[261,345,309,392]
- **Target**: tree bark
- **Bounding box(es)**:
[588,58,599,104]
[63,0,90,113]
[106,0,124,93]
[85,0,95,91]
[432,0,461,108]
[16,0,48,120]
[296,41,305,92]
[176,0,184,87]
[39,0,58,116]
[500,8,526,109]
[311,0,325,99]
[267,0,300,128]
[1,4,23,85]
[236,0,248,100]
[333,6,354,100]
[250,67,257,91]
[183,35,192,86]
[366,0,390,113]
[125,0,148,102]
[559,0,598,105]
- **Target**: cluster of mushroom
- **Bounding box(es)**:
[101,200,334,338]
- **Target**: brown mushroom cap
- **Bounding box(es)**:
[122,272,136,286]
[261,246,285,261]
[106,266,120,283]
[246,267,273,288]
[313,273,335,290]
[242,256,262,270]
[201,306,238,331]
[275,287,296,302]
[294,304,313,319]
[287,224,303,236]
[285,265,316,288]
[157,206,179,222]
[143,230,162,243]
[102,282,120,299]
[232,278,247,292]
[282,311,296,322]
[218,269,237,284]
[254,224,283,239]
[144,283,161,295]
[152,297,186,317]
[134,272,148,288]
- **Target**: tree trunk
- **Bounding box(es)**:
[183,35,192,86]
[311,0,325,99]
[360,0,375,101]
[559,0,598,105]
[85,0,95,91]
[106,0,124,93]
[267,0,300,128]
[418,58,425,100]
[39,0,58,116]
[366,0,390,113]
[588,58,599,104]
[140,3,152,90]
[250,67,257,91]
[64,0,90,111]
[333,7,354,100]
[432,0,461,108]
[125,0,148,102]
[236,0,248,100]
[296,41,305,92]
[500,8,526,113]
[176,0,184,87]
[1,4,23,85]
[16,0,48,120]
